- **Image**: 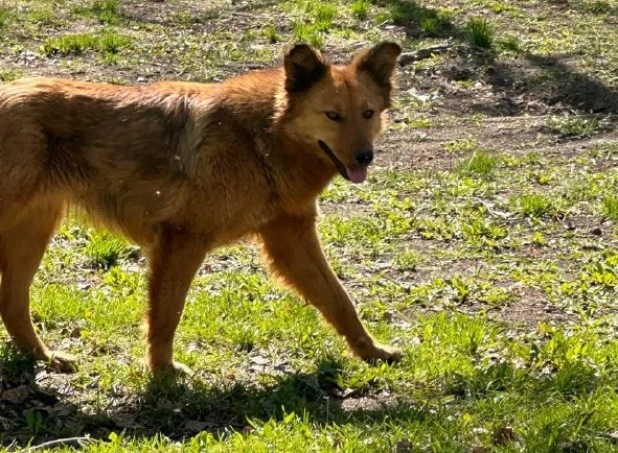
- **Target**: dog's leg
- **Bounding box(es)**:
[259,215,402,363]
[0,199,74,372]
[145,228,208,375]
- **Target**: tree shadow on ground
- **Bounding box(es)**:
[376,0,618,115]
[0,355,424,449]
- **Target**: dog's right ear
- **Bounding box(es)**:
[284,44,328,93]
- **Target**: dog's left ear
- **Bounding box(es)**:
[353,41,402,88]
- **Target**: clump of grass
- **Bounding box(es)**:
[292,22,325,48]
[29,8,56,25]
[466,17,494,49]
[92,0,121,23]
[71,0,121,23]
[0,69,23,83]
[0,7,10,27]
[85,232,131,270]
[546,115,599,139]
[395,250,423,271]
[443,138,479,154]
[100,32,130,54]
[602,196,618,221]
[511,194,557,218]
[582,0,611,14]
[351,0,370,21]
[421,17,441,36]
[311,2,337,31]
[42,34,100,56]
[389,1,423,23]
[263,25,280,43]
[42,33,130,57]
[497,35,521,53]
[459,150,498,178]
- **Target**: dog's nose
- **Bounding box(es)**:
[355,149,374,166]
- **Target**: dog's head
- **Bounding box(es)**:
[278,41,401,183]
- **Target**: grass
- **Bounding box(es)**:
[545,115,600,139]
[466,17,494,49]
[2,0,618,451]
[458,150,498,178]
[292,22,325,48]
[41,32,130,57]
[351,0,370,21]
[0,7,9,27]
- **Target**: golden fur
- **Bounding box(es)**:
[0,42,402,374]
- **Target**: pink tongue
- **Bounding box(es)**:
[346,166,368,184]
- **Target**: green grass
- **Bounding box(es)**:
[351,0,370,21]
[72,0,122,24]
[582,0,611,13]
[263,25,281,44]
[84,231,132,270]
[602,195,618,220]
[510,194,558,219]
[0,69,23,82]
[0,7,10,27]
[2,0,618,450]
[292,22,325,48]
[466,17,495,49]
[546,115,600,139]
[41,32,131,57]
[458,150,498,178]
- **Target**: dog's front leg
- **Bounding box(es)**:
[145,228,208,375]
[259,214,401,363]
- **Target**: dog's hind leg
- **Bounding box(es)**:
[0,198,74,372]
[259,214,402,364]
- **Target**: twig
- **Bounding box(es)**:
[28,436,93,451]
[398,45,460,66]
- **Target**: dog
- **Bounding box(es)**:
[0,42,402,374]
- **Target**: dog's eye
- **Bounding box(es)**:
[363,109,374,119]
[326,111,342,121]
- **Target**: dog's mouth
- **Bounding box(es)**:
[317,140,368,184]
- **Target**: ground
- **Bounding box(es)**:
[1,0,618,451]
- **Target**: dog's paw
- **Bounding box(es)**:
[351,339,403,365]
[151,361,194,379]
[45,351,79,373]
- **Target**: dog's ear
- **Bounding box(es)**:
[284,44,328,93]
[353,41,402,88]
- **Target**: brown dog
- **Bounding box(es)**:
[0,42,402,374]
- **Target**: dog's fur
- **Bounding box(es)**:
[0,42,402,373]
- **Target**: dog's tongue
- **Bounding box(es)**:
[346,166,368,184]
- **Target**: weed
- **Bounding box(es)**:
[85,231,131,269]
[29,8,56,26]
[42,34,100,56]
[546,115,600,139]
[0,7,10,27]
[582,0,611,14]
[511,194,557,218]
[292,22,325,48]
[351,0,370,21]
[389,1,422,23]
[497,35,521,53]
[312,2,337,30]
[100,33,130,54]
[602,196,618,221]
[0,69,23,82]
[443,138,479,154]
[467,17,494,49]
[459,150,498,178]
[92,0,121,23]
[263,25,280,43]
